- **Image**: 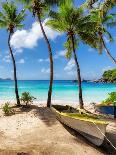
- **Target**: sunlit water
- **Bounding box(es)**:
[0,80,116,105]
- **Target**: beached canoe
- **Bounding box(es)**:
[51,105,108,146]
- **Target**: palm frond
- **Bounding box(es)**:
[104,29,114,42]
[0,2,25,31]
[100,0,116,16]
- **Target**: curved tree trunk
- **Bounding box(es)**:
[8,33,20,106]
[71,34,84,109]
[37,15,53,108]
[101,35,116,64]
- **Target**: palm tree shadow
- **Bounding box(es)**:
[12,105,39,113]
[33,107,58,127]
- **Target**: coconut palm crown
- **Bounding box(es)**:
[0,2,26,106]
[16,0,66,108]
[84,1,116,64]
[46,0,99,109]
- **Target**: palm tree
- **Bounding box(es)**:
[46,0,99,109]
[88,10,116,63]
[0,2,26,106]
[85,0,116,11]
[84,0,116,64]
[17,0,66,108]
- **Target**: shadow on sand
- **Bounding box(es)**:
[8,105,116,155]
[33,106,58,127]
[13,105,57,127]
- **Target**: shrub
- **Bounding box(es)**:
[20,92,36,106]
[2,102,12,115]
[101,92,116,106]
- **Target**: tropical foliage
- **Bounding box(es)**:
[20,92,36,106]
[102,69,116,82]
[84,0,116,63]
[17,0,66,108]
[101,92,116,106]
[46,0,101,109]
[0,2,26,106]
[0,0,115,109]
[2,102,13,115]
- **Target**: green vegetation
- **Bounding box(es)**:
[2,102,14,115]
[86,1,116,63]
[0,0,115,109]
[0,2,26,106]
[46,0,100,109]
[20,92,36,106]
[101,92,116,106]
[17,0,65,108]
[102,69,116,82]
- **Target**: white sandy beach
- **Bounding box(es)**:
[0,103,116,155]
[0,105,104,155]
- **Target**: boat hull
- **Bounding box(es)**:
[51,107,108,146]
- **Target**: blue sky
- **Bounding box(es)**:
[0,0,116,80]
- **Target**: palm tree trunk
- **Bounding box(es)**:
[37,15,53,108]
[101,35,116,64]
[71,34,84,109]
[8,33,20,106]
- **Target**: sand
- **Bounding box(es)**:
[0,104,115,155]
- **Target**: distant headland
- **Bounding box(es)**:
[72,69,116,84]
[0,78,12,81]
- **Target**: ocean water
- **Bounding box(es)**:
[0,80,116,105]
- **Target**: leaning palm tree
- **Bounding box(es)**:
[46,0,99,109]
[88,9,116,63]
[85,0,116,11]
[84,0,116,63]
[17,0,66,108]
[0,2,26,106]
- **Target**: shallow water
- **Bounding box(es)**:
[0,80,116,105]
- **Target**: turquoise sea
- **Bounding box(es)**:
[0,80,116,104]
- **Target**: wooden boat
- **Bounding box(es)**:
[51,105,108,146]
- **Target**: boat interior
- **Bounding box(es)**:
[52,105,78,113]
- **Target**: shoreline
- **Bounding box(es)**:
[0,99,98,107]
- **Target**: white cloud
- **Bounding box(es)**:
[11,18,61,50]
[38,50,66,63]
[38,58,49,63]
[82,71,99,80]
[54,50,66,59]
[102,66,112,72]
[38,59,44,62]
[67,71,76,75]
[41,68,50,74]
[3,55,11,63]
[14,49,23,55]
[17,59,25,64]
[64,59,75,71]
